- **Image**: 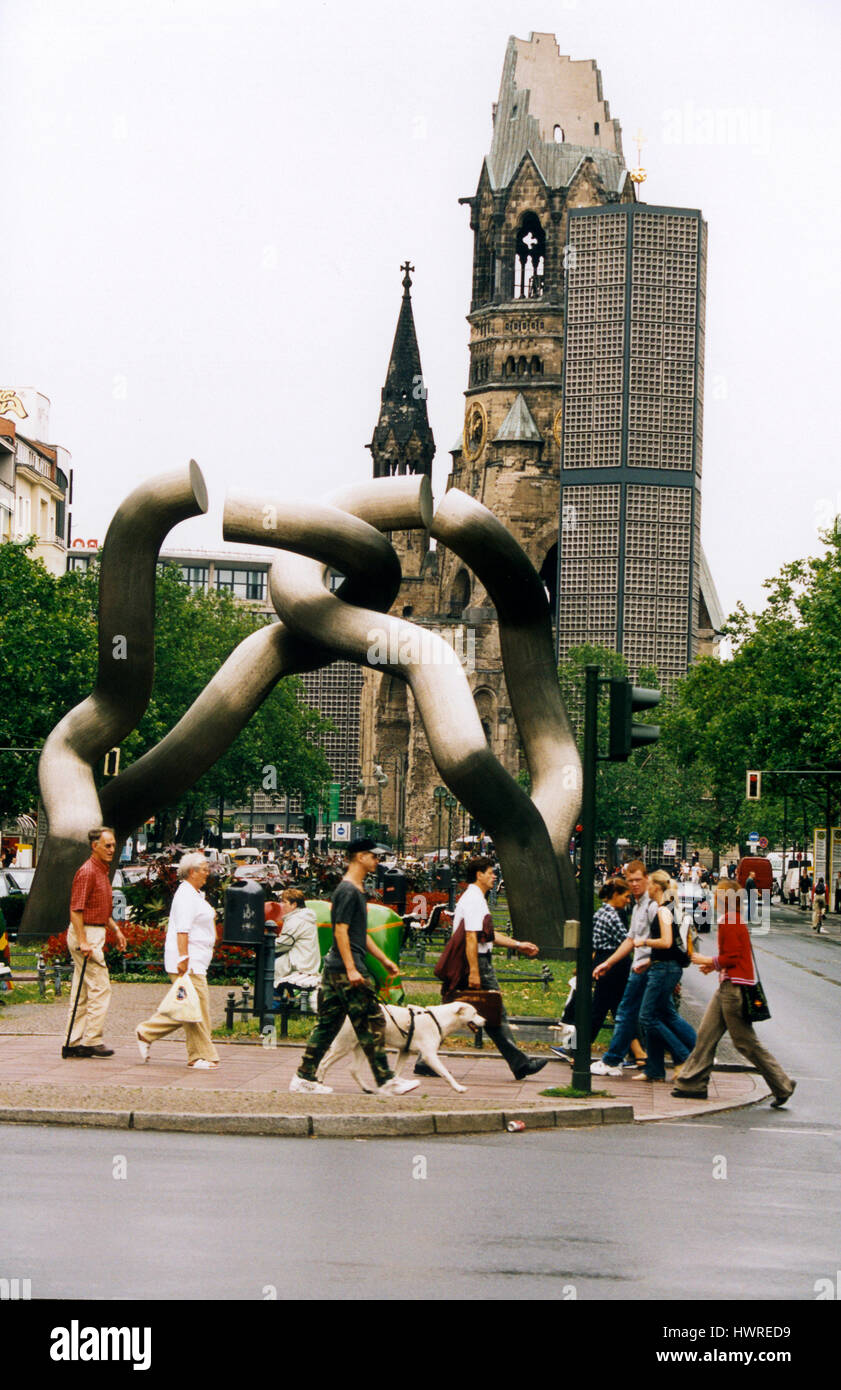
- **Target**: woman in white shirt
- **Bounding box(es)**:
[136,852,220,1069]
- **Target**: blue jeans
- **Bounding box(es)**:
[603,968,649,1066]
[638,962,696,1079]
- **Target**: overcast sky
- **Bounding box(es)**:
[3,0,839,619]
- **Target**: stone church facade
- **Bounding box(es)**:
[358,34,639,852]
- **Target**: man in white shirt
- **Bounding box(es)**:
[136,851,220,1068]
[419,857,548,1081]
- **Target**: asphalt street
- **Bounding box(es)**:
[2,904,839,1302]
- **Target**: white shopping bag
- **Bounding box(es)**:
[157,972,202,1024]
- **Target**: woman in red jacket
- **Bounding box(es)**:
[671,879,796,1107]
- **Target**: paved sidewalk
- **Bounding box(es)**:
[0,980,774,1137]
[0,1029,769,1137]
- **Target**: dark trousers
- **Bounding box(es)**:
[298,970,393,1086]
[591,950,631,1038]
[477,953,530,1076]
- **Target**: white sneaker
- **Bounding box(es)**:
[189,1058,217,1070]
[289,1074,333,1094]
[136,1032,150,1063]
[591,1059,622,1077]
[378,1077,420,1096]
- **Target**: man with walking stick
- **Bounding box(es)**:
[63,827,126,1059]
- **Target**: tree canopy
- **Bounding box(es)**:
[557,528,841,864]
[0,543,331,830]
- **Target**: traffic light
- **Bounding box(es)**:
[607,679,661,761]
[104,748,120,777]
[746,770,762,801]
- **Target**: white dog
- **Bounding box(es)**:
[316,999,485,1094]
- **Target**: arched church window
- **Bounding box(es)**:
[540,543,558,622]
[517,357,527,377]
[554,125,564,142]
[448,569,471,618]
[513,212,545,300]
[530,356,542,376]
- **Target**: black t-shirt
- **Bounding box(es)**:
[648,901,685,966]
[323,879,370,975]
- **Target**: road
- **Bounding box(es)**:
[2,905,839,1302]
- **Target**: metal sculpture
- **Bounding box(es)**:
[22,468,582,952]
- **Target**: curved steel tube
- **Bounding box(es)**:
[100,478,431,842]
[20,462,208,937]
[234,530,570,954]
[432,489,581,911]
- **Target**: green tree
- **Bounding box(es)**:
[0,541,98,813]
[660,528,841,861]
[0,545,331,827]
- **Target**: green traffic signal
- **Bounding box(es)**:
[607,678,661,761]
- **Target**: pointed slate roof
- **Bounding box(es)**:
[368,263,435,470]
[494,393,543,443]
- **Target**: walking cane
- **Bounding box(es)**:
[61,952,88,1058]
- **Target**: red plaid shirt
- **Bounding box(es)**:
[70,856,113,925]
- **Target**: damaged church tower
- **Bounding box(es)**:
[359,34,637,850]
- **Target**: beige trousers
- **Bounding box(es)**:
[677,979,793,1101]
[137,973,219,1064]
[66,925,111,1047]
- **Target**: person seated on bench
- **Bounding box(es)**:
[273,888,320,990]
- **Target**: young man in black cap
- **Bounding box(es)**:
[290,838,419,1095]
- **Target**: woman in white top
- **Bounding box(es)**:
[136,852,220,1069]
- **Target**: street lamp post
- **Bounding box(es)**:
[444,792,457,861]
[374,755,407,852]
[373,763,388,841]
[433,784,447,861]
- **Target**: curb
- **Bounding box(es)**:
[0,1102,634,1139]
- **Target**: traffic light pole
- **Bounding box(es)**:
[572,665,599,1093]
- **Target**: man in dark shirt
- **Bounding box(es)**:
[290,838,419,1096]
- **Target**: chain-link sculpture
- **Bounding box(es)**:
[21,466,581,952]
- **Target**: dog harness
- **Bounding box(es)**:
[381,1004,442,1055]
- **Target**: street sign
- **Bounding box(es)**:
[331,821,351,842]
[748,832,760,843]
[759,837,768,849]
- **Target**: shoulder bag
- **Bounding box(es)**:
[741,942,771,1023]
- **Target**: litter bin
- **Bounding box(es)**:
[224,879,274,1024]
[381,868,407,915]
[223,879,266,945]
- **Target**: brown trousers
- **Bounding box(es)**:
[137,973,219,1064]
[677,979,793,1100]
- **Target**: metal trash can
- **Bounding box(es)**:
[223,879,266,945]
[381,868,407,915]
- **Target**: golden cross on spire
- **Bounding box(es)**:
[630,127,647,188]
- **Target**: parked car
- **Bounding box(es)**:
[0,866,128,938]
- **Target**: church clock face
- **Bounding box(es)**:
[552,406,563,452]
[463,401,487,462]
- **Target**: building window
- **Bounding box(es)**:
[215,568,266,601]
[553,125,564,143]
[448,569,471,617]
[179,565,209,593]
[514,213,545,300]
